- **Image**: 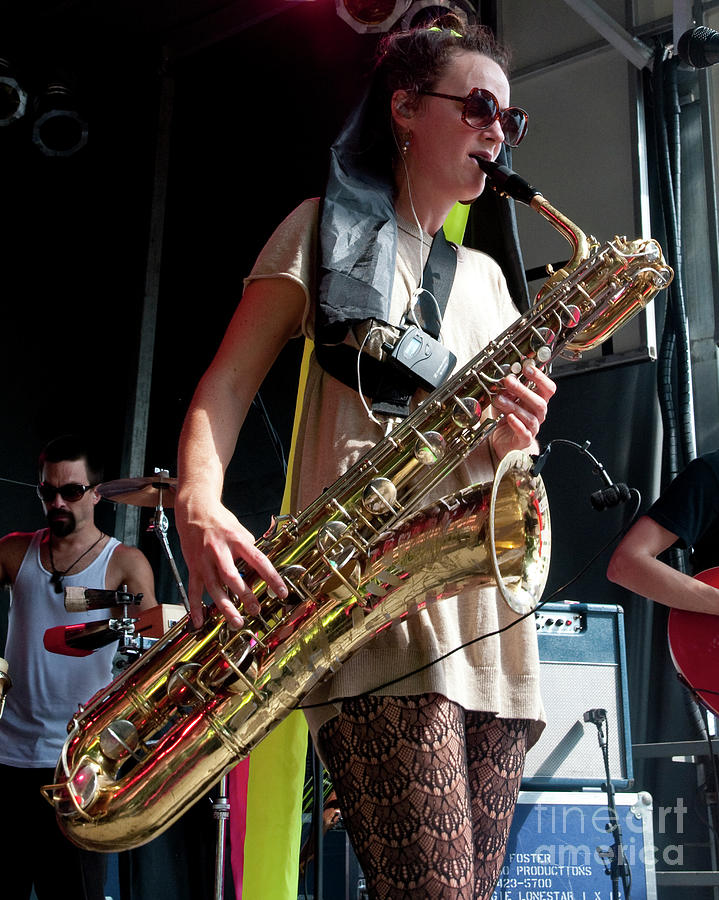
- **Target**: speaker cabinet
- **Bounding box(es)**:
[522,602,633,790]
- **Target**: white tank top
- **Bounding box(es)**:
[0,529,121,767]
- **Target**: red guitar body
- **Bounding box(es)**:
[667,566,719,717]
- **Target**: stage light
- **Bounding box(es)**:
[0,58,28,127]
[32,82,88,157]
[336,0,473,34]
[335,0,412,34]
[400,0,473,30]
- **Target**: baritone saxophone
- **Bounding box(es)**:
[43,160,673,851]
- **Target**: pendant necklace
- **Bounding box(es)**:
[48,531,106,594]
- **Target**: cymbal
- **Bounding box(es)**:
[98,476,178,508]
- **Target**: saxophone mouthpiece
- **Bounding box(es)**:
[473,157,541,206]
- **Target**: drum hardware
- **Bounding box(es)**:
[0,657,11,719]
[97,468,190,613]
[96,471,178,508]
[64,586,143,613]
[44,587,155,670]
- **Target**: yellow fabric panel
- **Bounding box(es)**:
[444,201,471,245]
[242,713,308,899]
[241,338,312,900]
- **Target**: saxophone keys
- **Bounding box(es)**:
[529,326,556,358]
[322,557,363,602]
[166,662,204,706]
[452,396,482,428]
[558,302,581,328]
[317,520,347,548]
[61,764,100,813]
[275,565,309,600]
[261,513,298,540]
[316,521,355,564]
[411,429,446,465]
[361,478,398,515]
[535,345,553,364]
[216,638,262,695]
[99,719,141,761]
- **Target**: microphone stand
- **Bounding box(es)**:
[213,775,230,900]
[312,746,324,900]
[585,709,631,899]
[146,471,190,613]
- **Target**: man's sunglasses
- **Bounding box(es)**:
[37,482,96,503]
[420,87,529,148]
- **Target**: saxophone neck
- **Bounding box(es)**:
[475,157,597,274]
[530,194,597,271]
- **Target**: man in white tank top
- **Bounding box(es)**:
[0,435,156,900]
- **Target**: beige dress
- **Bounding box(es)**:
[245,198,546,748]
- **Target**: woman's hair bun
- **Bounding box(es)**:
[428,11,466,36]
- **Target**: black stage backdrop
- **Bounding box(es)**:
[0,2,715,897]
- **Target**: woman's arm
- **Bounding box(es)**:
[176,276,306,628]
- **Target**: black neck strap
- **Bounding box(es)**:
[411,227,457,338]
[371,228,457,419]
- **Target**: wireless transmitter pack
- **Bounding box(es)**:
[385,323,457,392]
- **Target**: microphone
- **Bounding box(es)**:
[530,444,552,477]
[0,657,11,718]
[583,708,607,725]
[590,482,631,511]
[44,621,121,656]
[472,157,541,206]
[64,586,142,613]
[677,26,719,68]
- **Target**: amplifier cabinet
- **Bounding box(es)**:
[523,602,633,790]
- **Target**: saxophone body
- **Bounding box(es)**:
[44,163,673,851]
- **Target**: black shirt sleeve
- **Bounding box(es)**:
[646,452,719,573]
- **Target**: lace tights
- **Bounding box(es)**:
[317,694,529,900]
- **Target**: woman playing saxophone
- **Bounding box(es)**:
[176,15,556,899]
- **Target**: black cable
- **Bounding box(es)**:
[0,476,35,489]
[664,56,695,467]
[694,691,719,857]
[530,439,633,512]
[252,391,288,477]
[652,43,682,484]
[530,437,614,486]
[651,44,696,486]
[686,686,719,699]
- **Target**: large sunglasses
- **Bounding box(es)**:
[37,482,95,503]
[420,87,528,148]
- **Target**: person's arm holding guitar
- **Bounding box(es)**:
[607,514,719,614]
[608,452,719,614]
[607,453,719,713]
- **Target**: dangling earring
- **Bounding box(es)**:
[402,131,412,156]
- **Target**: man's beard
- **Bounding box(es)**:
[47,510,76,537]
